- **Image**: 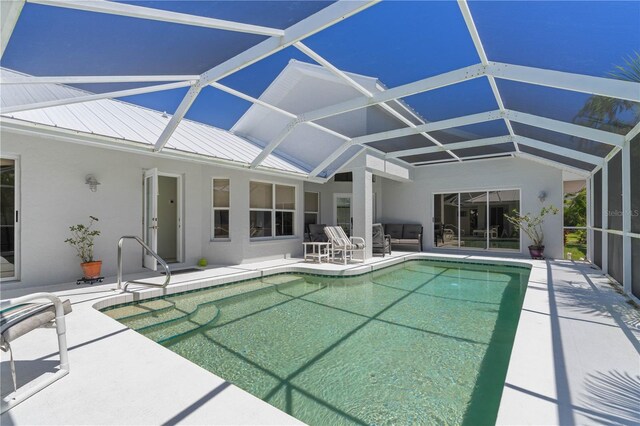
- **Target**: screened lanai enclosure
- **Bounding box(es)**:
[0,0,639,298]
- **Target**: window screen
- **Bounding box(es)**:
[631,135,640,234]
[593,231,602,268]
[607,152,622,231]
[632,238,640,299]
[607,233,623,285]
[593,170,602,228]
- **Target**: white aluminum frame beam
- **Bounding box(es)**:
[487,62,640,103]
[505,110,625,147]
[514,135,604,166]
[350,110,502,146]
[298,63,486,124]
[207,81,350,169]
[209,82,353,142]
[293,41,459,163]
[0,80,195,114]
[516,151,590,177]
[457,0,519,152]
[626,121,640,143]
[250,120,300,169]
[413,151,514,166]
[622,140,631,293]
[387,135,512,159]
[154,0,379,152]
[0,0,25,59]
[28,0,285,36]
[309,142,353,177]
[1,75,200,85]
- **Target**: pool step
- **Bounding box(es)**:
[104,299,176,322]
[139,301,221,344]
[262,275,306,286]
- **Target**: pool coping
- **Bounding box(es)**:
[93,253,533,311]
[2,253,637,425]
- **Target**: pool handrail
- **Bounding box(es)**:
[117,236,171,291]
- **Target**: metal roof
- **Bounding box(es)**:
[0,68,307,175]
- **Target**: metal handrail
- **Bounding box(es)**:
[117,235,171,291]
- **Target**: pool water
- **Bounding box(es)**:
[104,260,530,425]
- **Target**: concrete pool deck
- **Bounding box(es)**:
[1,252,638,425]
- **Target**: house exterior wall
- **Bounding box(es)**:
[304,175,384,227]
[380,157,564,259]
[200,167,304,265]
[1,130,305,288]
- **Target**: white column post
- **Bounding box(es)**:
[601,161,608,274]
[352,167,373,260]
[622,142,631,293]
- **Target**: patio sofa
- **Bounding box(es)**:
[383,224,423,251]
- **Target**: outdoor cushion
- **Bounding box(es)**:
[402,225,422,239]
[1,300,72,343]
[385,224,403,239]
[397,239,420,245]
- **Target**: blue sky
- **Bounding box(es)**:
[2,1,639,131]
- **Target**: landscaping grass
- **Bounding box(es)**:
[564,231,586,260]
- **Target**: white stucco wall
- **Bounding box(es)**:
[1,130,306,288]
[304,175,384,227]
[380,157,564,259]
[200,167,304,265]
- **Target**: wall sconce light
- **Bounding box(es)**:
[85,174,101,192]
[538,190,547,203]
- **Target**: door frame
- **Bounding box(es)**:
[143,170,184,270]
[0,153,20,282]
[333,193,352,235]
[143,168,159,270]
[158,171,183,264]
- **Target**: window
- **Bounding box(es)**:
[212,179,230,239]
[304,191,320,228]
[433,190,520,251]
[250,182,296,238]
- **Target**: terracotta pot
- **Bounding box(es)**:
[81,261,102,279]
[528,245,545,259]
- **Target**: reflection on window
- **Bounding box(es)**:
[304,191,320,228]
[250,211,272,238]
[250,181,295,238]
[433,190,520,251]
[212,179,230,239]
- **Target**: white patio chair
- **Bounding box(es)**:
[1,293,71,413]
[324,226,366,265]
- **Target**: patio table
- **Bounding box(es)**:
[303,242,331,263]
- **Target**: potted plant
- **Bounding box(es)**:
[505,205,559,259]
[65,215,102,278]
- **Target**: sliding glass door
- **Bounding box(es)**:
[433,189,520,252]
[1,157,18,280]
[460,192,488,250]
[489,190,520,250]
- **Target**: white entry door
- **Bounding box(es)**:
[143,168,158,270]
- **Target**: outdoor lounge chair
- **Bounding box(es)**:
[372,223,391,257]
[324,226,366,265]
[1,293,71,413]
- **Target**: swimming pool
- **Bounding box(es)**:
[104,260,530,425]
